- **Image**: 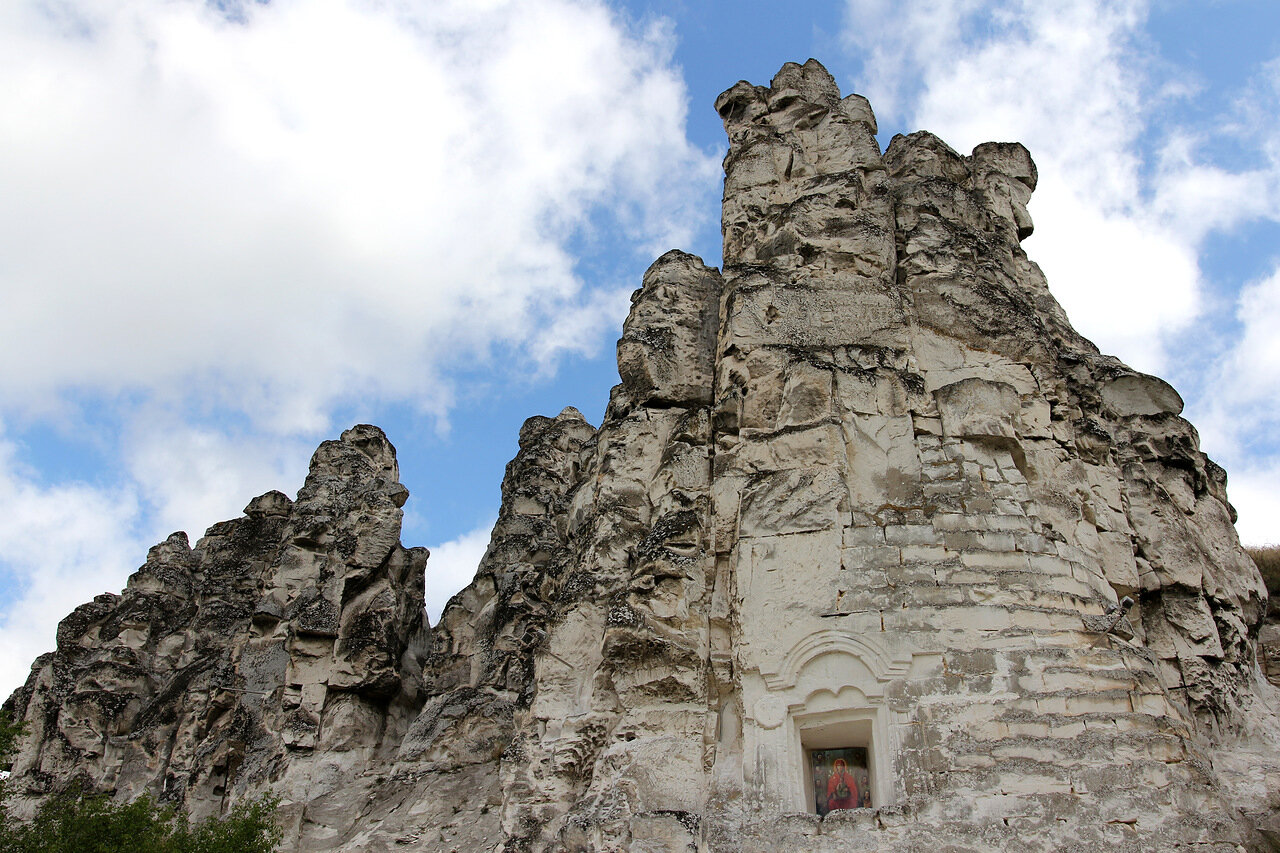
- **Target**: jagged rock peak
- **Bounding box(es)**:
[3,422,427,833]
[6,60,1280,853]
[614,249,721,413]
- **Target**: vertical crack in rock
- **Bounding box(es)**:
[6,59,1280,852]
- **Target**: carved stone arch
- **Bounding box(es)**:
[795,683,870,712]
[761,629,912,692]
[751,631,922,811]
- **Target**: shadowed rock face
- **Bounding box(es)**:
[7,59,1280,852]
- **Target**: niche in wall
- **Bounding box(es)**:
[757,630,913,812]
[799,710,876,813]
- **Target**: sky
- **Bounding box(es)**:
[1,0,1278,699]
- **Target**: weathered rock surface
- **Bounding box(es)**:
[4,425,430,835]
[7,59,1280,852]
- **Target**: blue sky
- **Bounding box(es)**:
[1,0,1278,697]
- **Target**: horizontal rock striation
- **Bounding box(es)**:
[6,59,1280,852]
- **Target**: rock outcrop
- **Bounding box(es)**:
[3,427,429,830]
[6,59,1280,852]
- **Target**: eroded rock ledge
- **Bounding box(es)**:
[7,59,1280,853]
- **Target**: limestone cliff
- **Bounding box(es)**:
[6,59,1280,852]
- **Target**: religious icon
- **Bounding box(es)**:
[811,747,869,815]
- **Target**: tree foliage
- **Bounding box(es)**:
[0,709,280,853]
[0,790,280,853]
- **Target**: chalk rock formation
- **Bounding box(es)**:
[3,427,429,827]
[6,59,1280,852]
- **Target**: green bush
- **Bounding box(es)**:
[1,789,281,853]
[0,788,280,853]
[0,710,280,853]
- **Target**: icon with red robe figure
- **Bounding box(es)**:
[826,757,859,810]
[811,747,870,815]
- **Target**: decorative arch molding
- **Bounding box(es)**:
[761,630,912,692]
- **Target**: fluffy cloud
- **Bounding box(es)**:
[0,0,718,429]
[1195,266,1280,511]
[842,0,1277,374]
[1227,464,1280,548]
[843,0,1280,543]
[0,424,147,696]
[0,0,719,699]
[122,415,312,541]
[1229,270,1280,408]
[424,521,493,623]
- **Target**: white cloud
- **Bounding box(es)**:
[1196,267,1280,464]
[842,0,1279,376]
[1228,270,1280,407]
[842,0,1280,542]
[122,414,312,542]
[424,521,493,624]
[1227,464,1280,548]
[0,0,718,429]
[1025,182,1198,372]
[528,284,636,368]
[0,0,718,701]
[1152,135,1277,240]
[0,424,147,698]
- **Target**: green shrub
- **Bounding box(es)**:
[0,709,280,853]
[0,789,280,853]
